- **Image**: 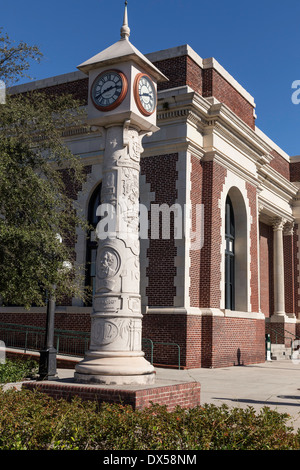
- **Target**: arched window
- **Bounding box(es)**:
[85,183,102,304]
[225,195,235,310]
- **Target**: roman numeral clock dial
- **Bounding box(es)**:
[91,70,128,111]
[134,73,157,116]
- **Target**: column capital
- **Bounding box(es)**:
[258,203,264,214]
[272,217,287,231]
[284,221,294,236]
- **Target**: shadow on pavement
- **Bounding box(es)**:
[211,396,300,408]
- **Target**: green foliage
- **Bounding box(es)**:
[0,387,299,450]
[0,27,42,85]
[0,29,90,308]
[0,359,37,384]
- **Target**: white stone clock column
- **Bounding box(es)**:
[74,2,167,385]
[74,122,155,385]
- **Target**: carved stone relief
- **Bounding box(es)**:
[90,316,142,351]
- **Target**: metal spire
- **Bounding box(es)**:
[120,1,130,40]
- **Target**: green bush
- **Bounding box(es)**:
[0,359,38,384]
[0,387,299,450]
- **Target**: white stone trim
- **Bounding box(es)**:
[146,306,264,320]
[219,170,252,312]
[255,126,290,162]
[256,191,262,313]
[174,151,192,308]
[146,44,204,68]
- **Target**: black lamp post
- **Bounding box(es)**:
[38,284,57,380]
[38,233,63,380]
[38,234,71,380]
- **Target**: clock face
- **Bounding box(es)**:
[134,73,156,116]
[91,70,128,111]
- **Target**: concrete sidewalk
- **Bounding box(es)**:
[47,359,300,430]
[155,360,300,429]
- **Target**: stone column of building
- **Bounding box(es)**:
[74,123,155,385]
[272,217,286,316]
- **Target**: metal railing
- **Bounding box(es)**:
[267,325,300,352]
[142,339,181,369]
[0,322,90,357]
[0,322,181,368]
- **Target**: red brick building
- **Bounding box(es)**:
[2,44,300,369]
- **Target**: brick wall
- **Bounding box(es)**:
[290,161,300,182]
[186,315,202,368]
[0,310,91,333]
[259,222,274,317]
[269,150,290,180]
[142,313,187,368]
[283,224,300,318]
[202,316,265,368]
[189,155,202,307]
[293,224,300,318]
[153,55,202,94]
[246,182,259,312]
[140,154,178,307]
[22,380,201,411]
[19,78,89,105]
[143,311,266,369]
[0,309,91,356]
[199,160,227,308]
[202,68,255,129]
[284,232,295,315]
[153,55,255,130]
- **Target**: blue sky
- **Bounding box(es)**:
[2,0,300,156]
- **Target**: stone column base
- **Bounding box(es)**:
[74,351,155,385]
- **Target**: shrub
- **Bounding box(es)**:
[0,359,38,384]
[0,387,299,450]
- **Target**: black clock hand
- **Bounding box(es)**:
[103,85,116,93]
[96,85,116,98]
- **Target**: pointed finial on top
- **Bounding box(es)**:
[121,0,130,40]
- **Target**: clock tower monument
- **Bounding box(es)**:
[74,2,167,385]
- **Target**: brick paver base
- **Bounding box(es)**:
[22,380,201,411]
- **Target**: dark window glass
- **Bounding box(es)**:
[225,196,235,310]
[85,183,102,304]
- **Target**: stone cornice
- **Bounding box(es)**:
[157,89,274,165]
[258,164,298,200]
[258,198,294,224]
[157,90,297,206]
[205,101,273,163]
